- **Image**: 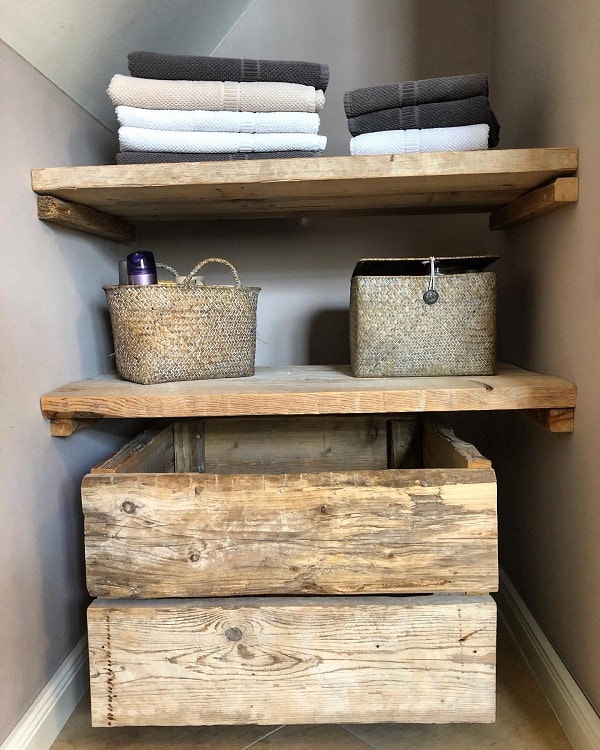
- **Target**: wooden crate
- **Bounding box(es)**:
[88,594,496,727]
[82,416,497,598]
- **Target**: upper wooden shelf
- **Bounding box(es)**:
[41,363,576,436]
[32,148,578,240]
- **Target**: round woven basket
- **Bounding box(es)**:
[105,258,260,384]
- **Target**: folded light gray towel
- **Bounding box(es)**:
[344,73,488,117]
[116,151,323,164]
[128,51,329,91]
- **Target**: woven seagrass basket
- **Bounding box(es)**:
[105,258,260,384]
[350,256,497,378]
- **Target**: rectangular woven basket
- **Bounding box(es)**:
[104,258,260,385]
[350,256,496,377]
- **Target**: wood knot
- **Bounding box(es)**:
[320,505,328,514]
[121,501,136,514]
[225,627,242,642]
[189,553,200,563]
[194,486,203,495]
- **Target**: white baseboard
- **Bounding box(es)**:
[498,569,600,750]
[1,636,88,750]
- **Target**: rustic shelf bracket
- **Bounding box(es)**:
[49,417,100,437]
[489,176,579,230]
[525,407,575,433]
[37,195,136,242]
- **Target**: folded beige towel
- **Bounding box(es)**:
[107,74,325,113]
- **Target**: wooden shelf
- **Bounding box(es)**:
[31,148,578,240]
[41,363,576,436]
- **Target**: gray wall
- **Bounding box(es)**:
[487,0,600,714]
[0,41,140,744]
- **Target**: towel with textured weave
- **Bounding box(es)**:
[347,96,499,147]
[116,151,323,164]
[108,75,325,112]
[344,73,488,117]
[349,124,490,156]
[128,51,329,91]
[119,127,327,153]
[116,105,320,134]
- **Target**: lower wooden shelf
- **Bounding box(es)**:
[41,363,576,435]
[88,594,497,727]
[83,414,498,727]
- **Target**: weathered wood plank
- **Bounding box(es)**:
[40,364,577,427]
[203,415,388,474]
[388,417,423,468]
[423,420,492,469]
[526,407,575,433]
[87,595,497,726]
[31,148,577,223]
[82,466,497,597]
[37,195,135,242]
[91,425,175,474]
[489,176,578,230]
[173,421,204,472]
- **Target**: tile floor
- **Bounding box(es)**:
[51,620,572,749]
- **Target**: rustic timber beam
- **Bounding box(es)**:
[489,176,578,230]
[37,195,135,242]
[49,418,100,437]
[525,407,575,433]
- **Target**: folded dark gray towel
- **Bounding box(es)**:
[115,150,323,164]
[128,51,329,91]
[347,96,499,147]
[344,73,488,117]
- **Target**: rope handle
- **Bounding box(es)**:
[156,258,241,288]
[156,262,180,278]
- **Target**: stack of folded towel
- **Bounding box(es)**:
[107,51,329,164]
[344,73,499,156]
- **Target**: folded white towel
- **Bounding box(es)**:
[115,105,320,134]
[349,124,490,155]
[118,127,327,153]
[108,74,325,113]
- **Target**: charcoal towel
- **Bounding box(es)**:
[349,124,490,156]
[344,73,488,117]
[108,74,325,112]
[347,96,499,147]
[116,151,323,164]
[128,51,329,91]
[118,127,327,153]
[116,105,320,134]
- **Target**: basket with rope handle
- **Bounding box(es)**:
[104,257,260,384]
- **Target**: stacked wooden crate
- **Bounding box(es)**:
[82,415,497,726]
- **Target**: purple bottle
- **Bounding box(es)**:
[127,251,157,285]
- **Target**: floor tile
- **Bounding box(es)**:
[51,700,280,750]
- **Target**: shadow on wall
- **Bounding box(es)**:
[308,309,350,365]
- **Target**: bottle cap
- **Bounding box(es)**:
[127,251,157,275]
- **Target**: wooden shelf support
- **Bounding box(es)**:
[49,417,100,437]
[525,407,575,433]
[37,195,135,242]
[489,176,578,230]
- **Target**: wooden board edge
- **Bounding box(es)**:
[489,176,579,230]
[37,195,136,242]
[525,407,575,433]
